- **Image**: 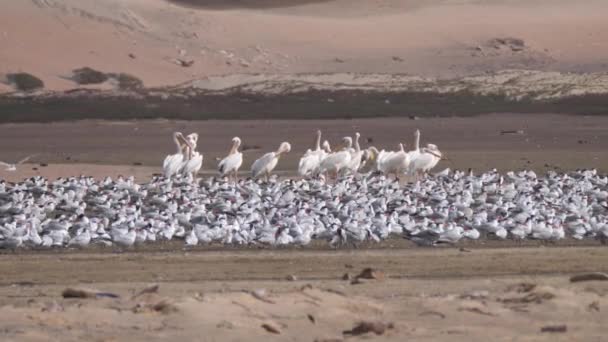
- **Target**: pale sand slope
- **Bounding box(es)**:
[1,0,608,91]
[0,247,607,341]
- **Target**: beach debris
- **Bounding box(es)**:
[62,287,119,299]
[286,274,298,281]
[540,325,567,333]
[570,272,608,282]
[261,322,281,334]
[133,284,159,298]
[151,299,179,314]
[500,130,525,135]
[172,58,194,67]
[250,289,275,304]
[307,314,316,324]
[355,268,385,280]
[343,321,394,336]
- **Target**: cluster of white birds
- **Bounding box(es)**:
[163,129,444,182]
[1,168,606,249]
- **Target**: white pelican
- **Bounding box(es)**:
[163,132,192,178]
[251,142,291,180]
[182,151,203,178]
[319,137,352,179]
[409,143,444,180]
[0,155,36,172]
[345,132,365,174]
[181,133,203,178]
[218,137,243,182]
[377,143,410,180]
[298,130,327,177]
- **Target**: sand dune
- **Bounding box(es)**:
[1,0,608,92]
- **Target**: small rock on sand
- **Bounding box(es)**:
[261,322,281,334]
[540,325,567,333]
[343,321,394,336]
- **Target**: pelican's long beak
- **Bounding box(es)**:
[441,155,450,161]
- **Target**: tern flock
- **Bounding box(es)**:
[1,130,607,249]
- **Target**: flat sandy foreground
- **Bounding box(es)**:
[0,113,607,182]
[0,245,606,341]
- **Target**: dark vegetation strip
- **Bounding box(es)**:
[0,90,606,123]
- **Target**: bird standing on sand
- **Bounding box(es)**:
[218,137,243,182]
[163,132,193,178]
[298,130,327,177]
[251,142,291,181]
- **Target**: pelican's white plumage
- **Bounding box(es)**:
[409,143,443,178]
[182,151,203,177]
[218,137,243,182]
[163,132,191,178]
[407,129,421,168]
[319,137,352,178]
[298,130,326,177]
[377,143,410,179]
[345,132,365,174]
[251,142,291,180]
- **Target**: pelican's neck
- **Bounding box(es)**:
[315,131,321,151]
[184,145,193,159]
[354,134,361,152]
[229,140,239,155]
[173,133,184,153]
[414,131,420,151]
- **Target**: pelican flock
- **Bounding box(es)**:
[0,130,607,249]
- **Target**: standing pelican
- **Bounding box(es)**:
[181,133,203,178]
[251,142,291,181]
[345,132,365,174]
[409,143,444,180]
[377,143,410,181]
[319,137,352,179]
[298,130,326,177]
[163,132,192,178]
[218,137,243,182]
